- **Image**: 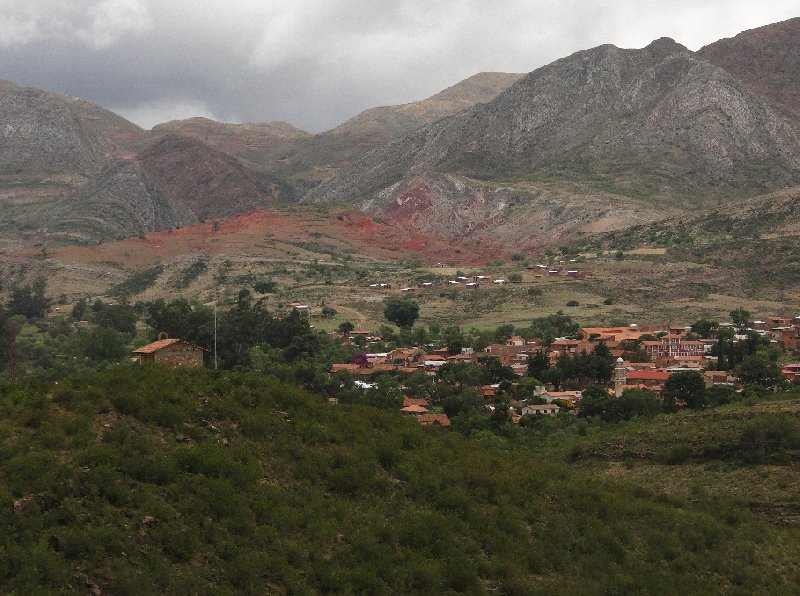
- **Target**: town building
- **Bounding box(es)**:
[131,338,206,368]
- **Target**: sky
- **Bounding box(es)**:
[0,1,797,132]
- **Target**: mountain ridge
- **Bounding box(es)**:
[303,35,800,248]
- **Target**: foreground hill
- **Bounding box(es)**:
[0,79,142,176]
[0,366,797,593]
[698,17,800,122]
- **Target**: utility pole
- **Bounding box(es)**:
[214,283,218,370]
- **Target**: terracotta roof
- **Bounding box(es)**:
[403,397,429,408]
[626,370,672,381]
[417,413,451,427]
[401,405,429,414]
[132,338,206,354]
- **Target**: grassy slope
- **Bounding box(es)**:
[0,367,799,593]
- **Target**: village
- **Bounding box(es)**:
[325,314,800,428]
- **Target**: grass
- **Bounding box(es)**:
[1,367,799,593]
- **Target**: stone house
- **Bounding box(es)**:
[131,338,206,368]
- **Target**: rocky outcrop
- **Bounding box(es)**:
[137,135,279,220]
[0,79,141,175]
[306,38,800,207]
[38,159,195,243]
[698,17,800,123]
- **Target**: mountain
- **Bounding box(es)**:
[307,38,800,219]
[144,117,309,171]
[279,72,525,188]
[137,73,522,191]
[136,135,282,220]
[36,159,194,243]
[0,79,142,176]
[698,17,800,122]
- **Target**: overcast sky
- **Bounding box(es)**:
[1,1,796,132]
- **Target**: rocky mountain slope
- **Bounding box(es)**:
[307,37,800,213]
[0,79,141,176]
[698,17,800,122]
[36,159,195,243]
[2,20,800,252]
[1,70,516,245]
[142,72,522,191]
[144,117,309,174]
[137,135,281,220]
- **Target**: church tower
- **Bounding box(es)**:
[614,357,626,397]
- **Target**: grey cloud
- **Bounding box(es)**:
[0,0,796,132]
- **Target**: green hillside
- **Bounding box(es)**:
[1,366,799,593]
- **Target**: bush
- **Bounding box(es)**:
[662,444,693,465]
[737,415,800,464]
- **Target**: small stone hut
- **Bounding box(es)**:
[131,338,206,368]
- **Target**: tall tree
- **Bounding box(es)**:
[383,297,420,328]
[8,277,50,319]
[662,371,707,410]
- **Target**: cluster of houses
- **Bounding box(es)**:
[366,266,589,294]
[526,264,584,279]
[330,316,800,424]
[368,275,510,293]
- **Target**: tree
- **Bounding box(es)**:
[478,355,516,382]
[8,277,50,319]
[661,371,706,410]
[95,303,138,334]
[691,319,719,338]
[738,350,783,388]
[730,308,752,331]
[437,362,488,388]
[383,297,419,328]
[442,326,465,355]
[75,327,129,362]
[71,298,88,321]
[337,321,355,335]
[579,386,661,422]
[527,350,550,380]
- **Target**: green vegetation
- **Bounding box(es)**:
[383,296,420,328]
[0,367,798,593]
[168,259,208,290]
[108,265,164,298]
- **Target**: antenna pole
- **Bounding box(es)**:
[214,283,218,370]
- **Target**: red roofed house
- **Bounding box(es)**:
[132,338,206,368]
[417,413,451,427]
[781,363,800,382]
[625,369,672,390]
[400,404,429,415]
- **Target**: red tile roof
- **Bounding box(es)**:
[417,413,451,427]
[132,338,207,354]
[403,397,429,408]
[626,370,672,381]
[401,405,429,414]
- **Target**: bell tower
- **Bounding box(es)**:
[614,357,626,397]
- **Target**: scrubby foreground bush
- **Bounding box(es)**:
[0,367,796,593]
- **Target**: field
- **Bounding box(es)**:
[2,205,799,332]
